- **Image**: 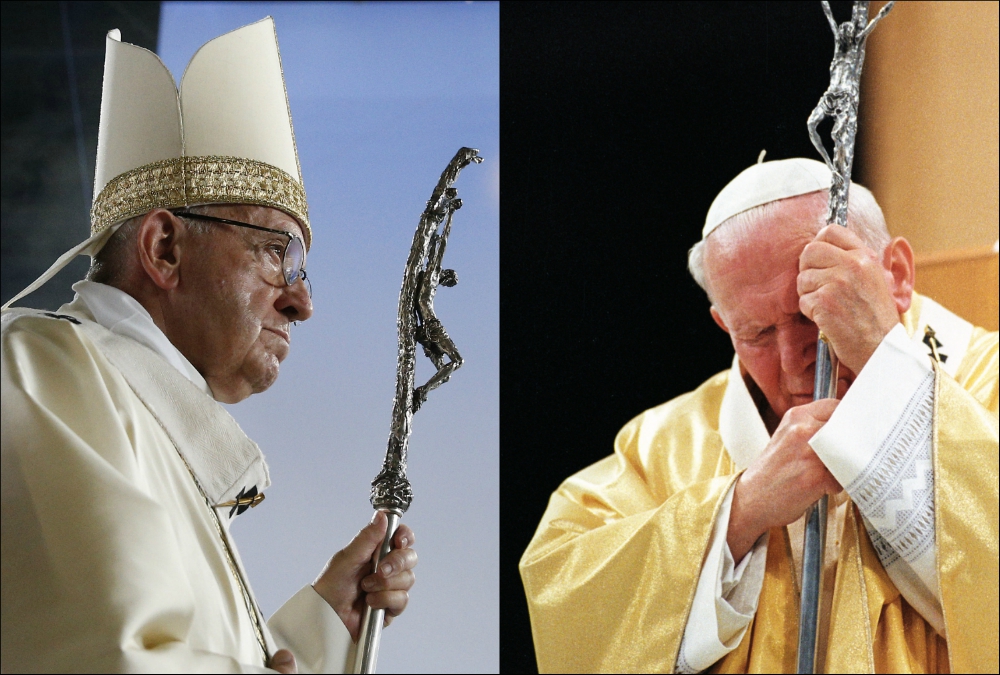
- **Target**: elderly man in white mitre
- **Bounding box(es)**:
[1,19,416,674]
[520,157,998,673]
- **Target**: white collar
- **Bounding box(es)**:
[718,354,770,471]
[72,280,213,397]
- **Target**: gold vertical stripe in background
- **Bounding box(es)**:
[860,1,999,331]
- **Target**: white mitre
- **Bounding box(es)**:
[4,17,308,311]
[702,155,833,240]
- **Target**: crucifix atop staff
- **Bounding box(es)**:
[807,1,894,227]
[353,147,482,674]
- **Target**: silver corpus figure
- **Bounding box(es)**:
[353,147,483,674]
[798,3,892,674]
[807,0,893,226]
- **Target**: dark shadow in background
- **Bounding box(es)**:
[500,2,866,671]
[1,1,159,311]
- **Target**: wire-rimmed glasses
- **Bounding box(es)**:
[172,210,311,297]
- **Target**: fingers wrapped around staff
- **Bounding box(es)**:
[796,224,901,374]
[363,539,417,625]
[392,522,415,550]
[797,225,871,291]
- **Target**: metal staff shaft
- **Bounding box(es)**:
[797,337,838,674]
[798,2,892,671]
[354,510,401,673]
[352,148,482,674]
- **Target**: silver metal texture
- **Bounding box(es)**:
[798,3,892,673]
[807,1,893,228]
[353,510,401,674]
[353,147,483,674]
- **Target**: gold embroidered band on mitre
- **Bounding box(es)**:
[90,155,311,249]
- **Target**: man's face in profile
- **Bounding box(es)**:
[163,205,313,402]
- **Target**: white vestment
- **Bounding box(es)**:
[676,296,973,673]
[1,282,353,673]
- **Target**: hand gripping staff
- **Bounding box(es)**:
[798,3,892,673]
[352,148,483,674]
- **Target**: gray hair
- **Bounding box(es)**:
[86,205,218,286]
[688,184,890,299]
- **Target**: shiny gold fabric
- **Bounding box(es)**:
[520,308,998,673]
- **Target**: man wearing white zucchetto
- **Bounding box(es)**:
[520,156,998,673]
[1,18,415,673]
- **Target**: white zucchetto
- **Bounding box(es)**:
[703,156,833,240]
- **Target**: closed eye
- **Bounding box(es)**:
[739,326,775,344]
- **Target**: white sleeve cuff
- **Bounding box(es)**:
[809,323,943,633]
[268,585,356,674]
[809,323,932,487]
[676,482,769,673]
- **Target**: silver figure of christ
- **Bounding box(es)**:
[369,146,482,515]
[354,148,482,674]
[807,0,893,226]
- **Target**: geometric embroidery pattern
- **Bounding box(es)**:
[90,155,311,248]
[675,635,700,674]
[847,370,935,565]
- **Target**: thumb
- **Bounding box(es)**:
[269,648,297,674]
[345,511,388,564]
[808,397,840,422]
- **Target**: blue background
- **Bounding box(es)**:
[159,2,498,671]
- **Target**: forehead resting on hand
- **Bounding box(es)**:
[704,194,826,307]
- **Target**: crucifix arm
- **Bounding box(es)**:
[860,1,894,40]
[821,1,838,35]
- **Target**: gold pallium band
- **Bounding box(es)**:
[90,155,311,249]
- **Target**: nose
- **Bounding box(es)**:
[777,315,817,377]
[276,277,313,322]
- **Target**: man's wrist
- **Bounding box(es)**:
[853,318,901,374]
[727,476,764,564]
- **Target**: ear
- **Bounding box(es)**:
[710,306,730,334]
[136,209,185,290]
[882,236,915,316]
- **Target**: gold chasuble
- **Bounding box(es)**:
[520,295,998,673]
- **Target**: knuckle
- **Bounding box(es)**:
[787,407,807,425]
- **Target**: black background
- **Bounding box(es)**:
[499,2,870,672]
[1,1,161,311]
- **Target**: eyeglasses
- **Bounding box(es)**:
[172,210,311,297]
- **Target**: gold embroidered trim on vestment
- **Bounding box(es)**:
[90,155,311,249]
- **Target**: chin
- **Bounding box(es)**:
[245,353,281,394]
[251,365,280,394]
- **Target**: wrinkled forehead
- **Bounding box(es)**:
[709,193,825,259]
[705,197,823,309]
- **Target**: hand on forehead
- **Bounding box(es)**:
[705,195,826,310]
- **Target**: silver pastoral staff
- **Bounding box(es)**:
[798,2,893,673]
[353,147,483,674]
